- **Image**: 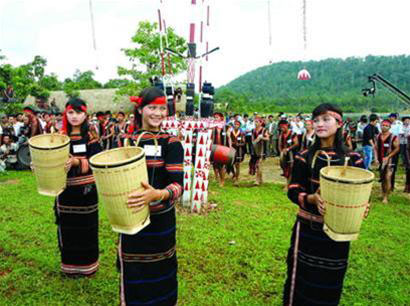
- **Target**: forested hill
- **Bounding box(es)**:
[216,55,410,113]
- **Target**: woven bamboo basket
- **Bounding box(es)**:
[29,134,70,196]
[318,152,374,241]
[90,133,155,235]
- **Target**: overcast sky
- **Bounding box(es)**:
[0,0,409,87]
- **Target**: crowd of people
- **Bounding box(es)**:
[1,99,409,201]
[1,89,410,305]
[213,110,410,203]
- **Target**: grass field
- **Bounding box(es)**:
[0,158,409,305]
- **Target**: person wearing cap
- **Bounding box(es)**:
[120,87,183,305]
[374,119,400,203]
[53,97,102,277]
[284,103,367,306]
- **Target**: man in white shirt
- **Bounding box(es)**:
[242,114,254,155]
[9,115,24,138]
[399,116,410,170]
[291,116,305,136]
[389,113,402,137]
[388,113,402,190]
[0,134,18,171]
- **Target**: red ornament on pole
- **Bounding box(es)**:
[297,68,311,80]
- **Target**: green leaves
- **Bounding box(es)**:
[116,21,187,97]
[221,55,410,113]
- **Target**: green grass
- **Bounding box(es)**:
[0,165,409,305]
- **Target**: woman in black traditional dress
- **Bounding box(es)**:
[118,87,184,305]
[211,112,231,187]
[249,118,269,185]
[300,119,315,151]
[374,119,400,203]
[56,98,102,276]
[405,132,410,193]
[278,119,299,190]
[230,120,245,185]
[283,103,369,306]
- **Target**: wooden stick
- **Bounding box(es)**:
[341,157,350,176]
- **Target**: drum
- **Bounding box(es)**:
[29,134,70,196]
[210,145,236,165]
[89,133,153,235]
[17,144,31,169]
[320,163,374,242]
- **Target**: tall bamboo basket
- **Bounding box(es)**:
[90,133,155,235]
[319,153,374,242]
[29,134,70,196]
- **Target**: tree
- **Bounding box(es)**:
[39,73,63,91]
[31,55,47,82]
[104,78,131,89]
[29,83,50,100]
[117,21,187,96]
[219,55,410,112]
[63,70,102,98]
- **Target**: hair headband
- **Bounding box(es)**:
[130,96,166,107]
[62,104,87,133]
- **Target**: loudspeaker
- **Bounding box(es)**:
[200,95,213,118]
[202,82,215,95]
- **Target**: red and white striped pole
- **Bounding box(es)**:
[187,0,197,84]
[157,4,166,76]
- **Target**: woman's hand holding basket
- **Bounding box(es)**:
[308,192,325,216]
[127,181,163,214]
[65,156,79,173]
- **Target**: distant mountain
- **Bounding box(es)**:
[216,55,410,113]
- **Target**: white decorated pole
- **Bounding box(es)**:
[182,122,194,206]
[191,128,208,212]
[202,122,213,204]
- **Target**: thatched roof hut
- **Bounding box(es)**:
[24,88,134,113]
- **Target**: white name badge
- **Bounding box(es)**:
[73,144,87,153]
[222,132,226,135]
[287,139,292,144]
[144,145,162,157]
[384,143,390,148]
[238,137,242,140]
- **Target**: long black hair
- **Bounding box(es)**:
[64,97,89,137]
[134,87,166,129]
[307,103,349,165]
